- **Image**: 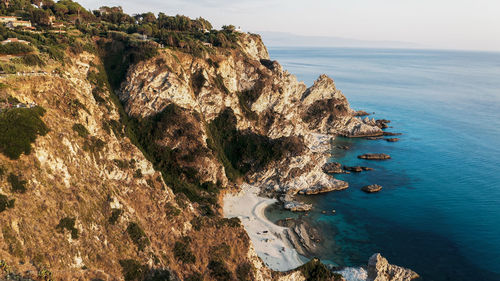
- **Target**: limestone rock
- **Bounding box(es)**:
[362,184,383,193]
[358,153,391,160]
[367,253,419,281]
[323,162,343,174]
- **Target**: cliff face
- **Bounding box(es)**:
[119,33,381,198]
[0,32,382,280]
[0,49,291,280]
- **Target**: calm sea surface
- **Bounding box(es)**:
[265,47,500,281]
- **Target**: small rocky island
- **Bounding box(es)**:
[358,153,392,160]
[362,184,383,193]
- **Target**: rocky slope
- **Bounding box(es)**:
[0,48,305,280]
[0,30,395,281]
[119,33,381,203]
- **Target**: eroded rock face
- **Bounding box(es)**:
[119,33,381,197]
[367,253,419,281]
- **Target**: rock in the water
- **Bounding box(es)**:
[336,145,350,150]
[344,166,373,173]
[362,184,383,193]
[283,200,313,212]
[355,110,370,117]
[385,138,400,142]
[323,162,344,174]
[298,179,349,195]
[383,132,402,136]
[367,253,419,281]
[366,136,382,140]
[358,153,391,160]
[375,119,391,129]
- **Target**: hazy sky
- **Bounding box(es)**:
[78,0,500,51]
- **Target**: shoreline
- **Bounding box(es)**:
[223,184,306,271]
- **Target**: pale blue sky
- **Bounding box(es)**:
[78,0,500,51]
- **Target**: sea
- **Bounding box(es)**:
[265,47,500,281]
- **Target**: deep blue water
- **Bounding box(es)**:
[266,47,500,281]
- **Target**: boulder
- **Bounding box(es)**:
[367,253,419,281]
[343,166,374,173]
[383,132,402,136]
[358,153,391,160]
[362,184,382,193]
[283,200,312,212]
[355,110,370,117]
[385,138,400,142]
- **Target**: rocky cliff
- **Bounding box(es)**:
[0,45,308,280]
[119,33,381,201]
[1,30,385,280]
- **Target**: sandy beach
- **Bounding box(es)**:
[223,184,305,271]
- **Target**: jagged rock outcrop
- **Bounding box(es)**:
[119,33,381,198]
[367,253,419,281]
[362,184,383,193]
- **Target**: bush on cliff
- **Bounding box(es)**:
[0,194,15,213]
[127,222,150,251]
[208,108,306,174]
[0,107,49,159]
[298,258,344,281]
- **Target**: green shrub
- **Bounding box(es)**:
[0,107,49,159]
[108,208,123,225]
[173,238,195,264]
[133,169,143,178]
[19,54,45,66]
[119,259,146,281]
[210,243,231,262]
[0,42,33,55]
[236,262,253,281]
[56,217,79,239]
[0,194,15,213]
[8,173,26,193]
[113,159,129,169]
[208,108,306,175]
[298,258,341,281]
[72,123,89,138]
[83,136,106,153]
[165,202,180,218]
[208,260,232,281]
[2,225,24,258]
[127,222,150,251]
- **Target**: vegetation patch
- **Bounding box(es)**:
[56,217,79,239]
[108,208,123,225]
[0,194,15,213]
[236,262,254,281]
[119,259,146,281]
[2,225,24,258]
[133,169,143,178]
[127,222,150,251]
[0,42,34,55]
[0,107,49,159]
[173,237,196,264]
[208,260,233,281]
[208,108,306,175]
[72,123,90,138]
[83,136,106,153]
[298,258,343,281]
[165,202,180,218]
[8,173,27,193]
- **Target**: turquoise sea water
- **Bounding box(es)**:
[265,47,500,281]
